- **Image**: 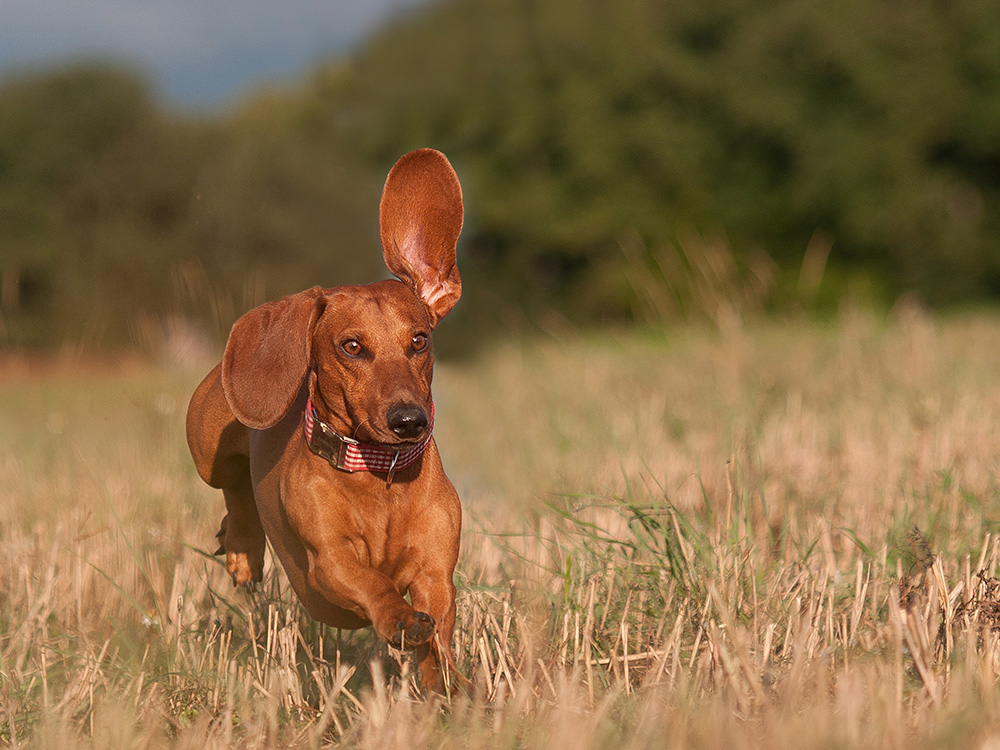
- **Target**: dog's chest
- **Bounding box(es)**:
[351,494,421,570]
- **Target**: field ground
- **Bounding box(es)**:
[4,305,1000,747]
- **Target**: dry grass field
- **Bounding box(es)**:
[4,304,1000,748]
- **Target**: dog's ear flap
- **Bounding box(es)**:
[380,149,464,328]
[221,287,326,430]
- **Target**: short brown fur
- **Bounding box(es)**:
[186,149,465,692]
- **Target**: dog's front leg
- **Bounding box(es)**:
[408,571,461,692]
[308,543,437,649]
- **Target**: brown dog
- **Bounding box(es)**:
[186,149,464,692]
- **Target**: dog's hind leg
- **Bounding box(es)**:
[187,363,266,586]
[216,472,266,586]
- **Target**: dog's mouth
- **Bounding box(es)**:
[374,438,426,452]
[350,419,431,450]
[366,427,431,451]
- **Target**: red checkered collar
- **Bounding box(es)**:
[303,397,432,484]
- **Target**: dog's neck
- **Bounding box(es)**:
[302,397,433,485]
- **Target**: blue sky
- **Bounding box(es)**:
[0,0,426,109]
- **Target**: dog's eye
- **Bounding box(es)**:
[412,333,428,352]
[342,339,362,356]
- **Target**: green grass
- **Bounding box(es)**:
[4,307,1000,747]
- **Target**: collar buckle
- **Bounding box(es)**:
[313,417,360,472]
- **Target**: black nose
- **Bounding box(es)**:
[387,404,428,440]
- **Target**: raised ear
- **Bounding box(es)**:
[379,148,464,327]
[221,287,326,430]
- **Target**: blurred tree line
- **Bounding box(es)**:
[2,0,999,352]
[0,66,383,352]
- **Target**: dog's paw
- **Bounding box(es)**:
[215,514,265,586]
[227,551,264,586]
[388,611,435,649]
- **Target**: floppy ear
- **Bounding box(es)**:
[379,149,464,327]
[221,287,326,430]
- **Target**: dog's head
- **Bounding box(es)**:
[219,149,463,445]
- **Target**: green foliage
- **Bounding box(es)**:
[0,64,208,347]
[314,0,1000,320]
[0,66,384,350]
[3,0,1000,350]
